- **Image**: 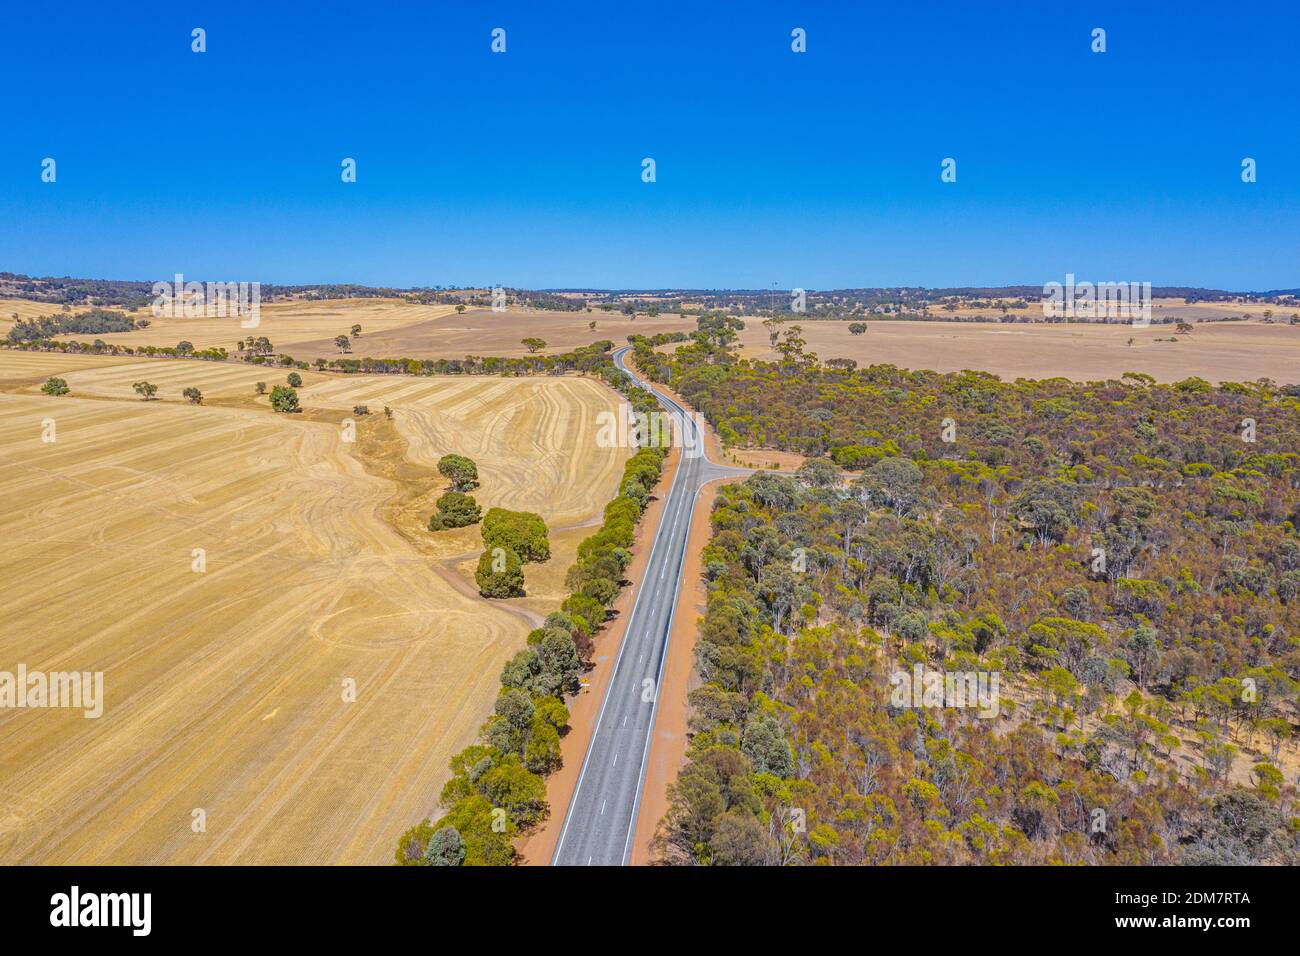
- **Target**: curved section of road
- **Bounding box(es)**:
[551,348,747,866]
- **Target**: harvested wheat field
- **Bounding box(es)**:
[0,298,94,325]
[732,318,1300,385]
[42,297,459,355]
[0,349,138,386]
[0,353,626,864]
[287,308,695,361]
[300,373,631,623]
[302,375,627,526]
[54,359,327,402]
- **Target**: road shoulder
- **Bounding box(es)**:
[628,475,744,864]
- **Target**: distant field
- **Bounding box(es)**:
[731,318,1300,385]
[0,298,87,323]
[0,352,627,864]
[284,308,694,361]
[22,297,460,354]
[14,298,692,361]
[13,292,1299,384]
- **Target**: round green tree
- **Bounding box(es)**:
[269,384,300,413]
[437,454,479,492]
[475,546,524,598]
[481,508,550,562]
[428,491,482,531]
[424,826,466,866]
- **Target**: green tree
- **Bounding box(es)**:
[524,717,563,774]
[437,454,479,492]
[478,756,548,828]
[428,491,482,530]
[132,381,158,401]
[269,384,300,413]
[482,508,550,562]
[182,386,203,404]
[741,714,794,777]
[40,377,69,396]
[286,371,302,387]
[394,818,437,865]
[857,457,924,516]
[423,826,466,866]
[476,546,525,597]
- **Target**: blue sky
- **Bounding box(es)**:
[1,1,1296,290]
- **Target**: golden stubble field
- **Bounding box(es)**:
[730,317,1300,385]
[0,353,627,864]
[0,297,460,355]
[284,308,694,360]
[4,297,683,361]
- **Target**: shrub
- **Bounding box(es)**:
[40,377,69,396]
[428,491,482,530]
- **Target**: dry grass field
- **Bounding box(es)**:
[0,352,627,864]
[731,318,1300,385]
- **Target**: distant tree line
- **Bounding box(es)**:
[7,309,138,342]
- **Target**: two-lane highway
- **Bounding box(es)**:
[551,347,747,866]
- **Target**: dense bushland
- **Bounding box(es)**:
[647,325,1300,865]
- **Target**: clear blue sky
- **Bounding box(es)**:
[1,1,1296,290]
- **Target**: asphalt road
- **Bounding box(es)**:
[551,347,748,866]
